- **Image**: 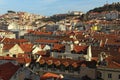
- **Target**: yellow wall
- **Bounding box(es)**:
[9,44,24,56]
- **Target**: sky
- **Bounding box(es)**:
[0,0,120,16]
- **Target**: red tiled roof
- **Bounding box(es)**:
[81,63,87,67]
[20,44,33,53]
[41,44,45,49]
[60,37,74,42]
[63,61,69,67]
[0,38,28,44]
[92,57,98,61]
[0,56,15,60]
[65,31,75,35]
[36,51,46,56]
[54,60,61,66]
[39,59,45,64]
[0,62,20,80]
[0,56,31,64]
[16,57,31,64]
[98,55,120,69]
[39,57,96,68]
[52,44,65,51]
[33,31,53,35]
[72,62,79,68]
[0,56,4,60]
[106,61,120,69]
[18,53,29,58]
[92,33,120,46]
[40,72,60,80]
[1,38,12,43]
[17,39,28,43]
[3,44,15,50]
[73,45,88,53]
[46,60,53,65]
[3,56,16,60]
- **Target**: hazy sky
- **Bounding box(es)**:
[0,0,119,16]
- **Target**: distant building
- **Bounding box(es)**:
[32,57,97,80]
[97,55,120,80]
[69,11,83,16]
[106,11,119,20]
[0,30,15,38]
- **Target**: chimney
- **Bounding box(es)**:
[98,54,103,62]
[87,45,92,61]
[99,40,103,47]
[0,43,3,56]
[36,55,42,62]
[65,44,73,53]
[105,38,108,46]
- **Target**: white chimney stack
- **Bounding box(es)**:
[87,45,92,61]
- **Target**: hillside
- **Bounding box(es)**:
[88,2,120,13]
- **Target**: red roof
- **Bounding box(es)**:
[17,39,28,43]
[73,45,88,53]
[41,44,46,49]
[3,44,15,50]
[0,56,4,60]
[0,62,20,80]
[33,31,52,35]
[52,44,65,51]
[1,38,13,43]
[36,51,46,56]
[20,44,33,53]
[0,38,28,44]
[40,72,61,80]
[0,56,31,64]
[39,57,95,68]
[16,57,31,64]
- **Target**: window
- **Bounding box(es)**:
[98,72,102,78]
[118,75,120,79]
[108,73,112,78]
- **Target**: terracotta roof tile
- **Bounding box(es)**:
[41,44,46,49]
[0,56,31,64]
[63,61,69,67]
[73,45,88,53]
[3,44,15,50]
[20,44,33,53]
[0,62,20,80]
[46,60,53,65]
[39,57,96,68]
[39,59,45,64]
[72,62,79,68]
[16,57,31,64]
[52,44,65,51]
[33,31,53,35]
[40,72,60,80]
[36,51,46,56]
[17,39,28,43]
[54,60,61,66]
[0,56,4,59]
[0,38,28,44]
[107,61,120,69]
